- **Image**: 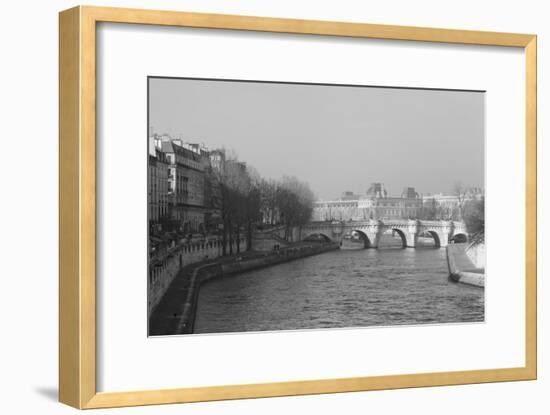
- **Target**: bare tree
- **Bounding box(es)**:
[420,197,437,220]
[210,148,242,255]
[224,157,249,254]
[453,181,468,220]
[463,197,485,235]
[259,178,279,226]
[244,183,262,251]
[209,148,314,254]
[209,148,265,255]
[277,176,314,241]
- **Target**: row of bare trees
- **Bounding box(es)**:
[213,151,314,256]
[258,176,315,241]
[418,198,460,221]
[419,182,484,232]
[419,197,484,226]
[463,198,484,235]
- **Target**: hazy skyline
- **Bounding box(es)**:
[149,77,484,200]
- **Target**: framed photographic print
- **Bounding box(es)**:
[59,6,537,409]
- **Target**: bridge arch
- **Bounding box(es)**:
[390,228,407,248]
[422,230,441,248]
[347,230,371,249]
[303,232,332,243]
[450,233,468,243]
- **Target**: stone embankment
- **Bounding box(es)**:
[149,242,339,335]
[148,236,247,316]
[446,243,485,288]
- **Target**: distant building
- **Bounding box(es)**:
[341,191,359,200]
[427,187,483,207]
[358,195,422,221]
[402,187,419,199]
[313,199,359,221]
[313,183,422,221]
[189,144,223,231]
[313,183,484,222]
[366,182,388,199]
[209,149,225,173]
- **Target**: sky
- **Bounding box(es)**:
[149,77,485,200]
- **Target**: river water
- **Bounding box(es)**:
[194,236,485,334]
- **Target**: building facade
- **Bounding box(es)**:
[147,134,226,235]
[147,149,169,222]
[160,139,208,233]
[312,183,482,222]
[313,183,423,221]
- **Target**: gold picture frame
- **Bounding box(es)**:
[59,5,537,409]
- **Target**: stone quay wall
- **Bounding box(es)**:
[446,243,485,288]
[466,241,486,269]
[148,237,248,316]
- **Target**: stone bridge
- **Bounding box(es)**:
[301,219,468,248]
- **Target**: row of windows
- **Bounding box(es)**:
[316,202,423,210]
[314,207,421,220]
[148,204,169,220]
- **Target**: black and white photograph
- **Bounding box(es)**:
[3,0,545,413]
[147,77,485,336]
